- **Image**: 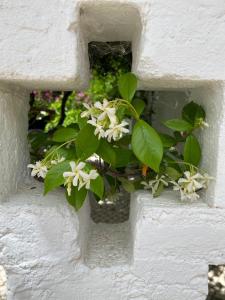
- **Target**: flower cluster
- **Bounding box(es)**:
[28,156,66,179]
[63,161,99,196]
[171,171,213,202]
[81,99,129,142]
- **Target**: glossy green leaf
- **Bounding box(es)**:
[90,175,104,199]
[182,101,206,126]
[44,160,70,194]
[132,98,146,116]
[118,72,137,102]
[76,124,100,160]
[183,134,201,166]
[52,127,78,142]
[78,115,87,130]
[131,120,163,172]
[165,167,181,180]
[114,147,134,168]
[164,119,193,132]
[97,140,116,166]
[66,186,87,211]
[159,133,176,148]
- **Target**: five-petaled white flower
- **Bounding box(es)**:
[172,181,200,202]
[81,103,93,118]
[63,161,86,194]
[94,99,117,125]
[28,161,48,179]
[178,171,204,193]
[170,171,213,202]
[63,161,99,196]
[105,120,129,142]
[79,169,99,189]
[141,175,168,195]
[87,117,106,139]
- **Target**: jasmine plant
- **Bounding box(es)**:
[28,73,212,210]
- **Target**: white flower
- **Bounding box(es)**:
[178,171,204,193]
[94,99,117,125]
[141,175,168,195]
[105,120,129,142]
[87,117,106,139]
[169,146,176,152]
[81,103,92,118]
[170,170,212,202]
[51,156,65,165]
[172,181,200,202]
[63,161,99,195]
[198,118,209,129]
[63,161,86,193]
[78,169,99,189]
[27,161,48,179]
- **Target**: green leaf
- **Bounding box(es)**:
[132,98,146,116]
[114,147,134,168]
[52,127,78,142]
[76,124,100,160]
[44,160,70,194]
[159,133,176,148]
[78,115,87,130]
[97,140,116,166]
[66,186,87,211]
[165,167,181,180]
[131,120,163,172]
[164,119,193,132]
[183,134,201,166]
[118,178,135,193]
[118,72,137,102]
[182,101,206,126]
[90,175,104,198]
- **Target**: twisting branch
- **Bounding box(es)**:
[58,91,72,126]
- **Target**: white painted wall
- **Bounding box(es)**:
[1,0,225,89]
[0,0,225,299]
[0,85,29,199]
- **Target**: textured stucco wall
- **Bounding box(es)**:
[2,186,225,300]
[0,0,225,89]
[0,85,29,199]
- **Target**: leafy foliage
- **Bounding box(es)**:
[28,43,211,210]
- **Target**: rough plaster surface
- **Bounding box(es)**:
[0,85,29,199]
[0,0,225,89]
[1,0,225,299]
[0,266,7,300]
[2,186,225,300]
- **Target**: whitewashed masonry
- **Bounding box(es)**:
[1,1,225,299]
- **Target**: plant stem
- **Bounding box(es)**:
[43,139,76,163]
